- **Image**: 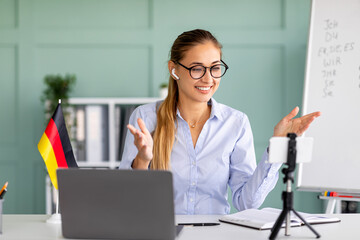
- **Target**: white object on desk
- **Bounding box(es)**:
[219,207,339,230]
[46,187,61,224]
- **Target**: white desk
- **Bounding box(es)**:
[0,214,359,240]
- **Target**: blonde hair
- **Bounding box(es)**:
[151,29,222,170]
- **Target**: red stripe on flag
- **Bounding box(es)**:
[44,118,68,168]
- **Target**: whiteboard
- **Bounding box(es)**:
[297,0,360,193]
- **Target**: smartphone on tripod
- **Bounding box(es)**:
[268,137,313,164]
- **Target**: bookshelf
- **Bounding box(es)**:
[68,97,160,168]
[45,97,160,214]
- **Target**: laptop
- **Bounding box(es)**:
[57,169,180,240]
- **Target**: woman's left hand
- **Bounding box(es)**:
[273,106,321,137]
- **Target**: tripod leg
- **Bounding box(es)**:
[269,209,287,240]
[292,209,321,238]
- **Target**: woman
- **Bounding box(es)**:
[119,29,320,215]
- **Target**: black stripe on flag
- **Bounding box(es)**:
[52,104,78,168]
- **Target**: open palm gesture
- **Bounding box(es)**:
[273,106,321,137]
[127,118,153,163]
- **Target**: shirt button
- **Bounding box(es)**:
[192,161,196,166]
[190,198,193,202]
[191,182,196,186]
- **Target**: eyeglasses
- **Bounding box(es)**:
[176,60,229,80]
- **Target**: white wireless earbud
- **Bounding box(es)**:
[172,69,179,80]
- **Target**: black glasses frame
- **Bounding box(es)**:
[175,60,229,79]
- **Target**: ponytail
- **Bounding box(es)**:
[151,77,178,170]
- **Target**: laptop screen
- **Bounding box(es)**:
[57,169,176,240]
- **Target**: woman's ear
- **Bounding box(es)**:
[168,61,179,80]
[171,69,179,80]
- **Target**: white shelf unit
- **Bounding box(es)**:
[68,97,160,169]
[45,97,160,214]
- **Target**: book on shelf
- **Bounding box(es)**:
[219,207,340,230]
[118,105,137,160]
[85,105,109,162]
[63,105,83,161]
[75,106,86,161]
[115,105,121,161]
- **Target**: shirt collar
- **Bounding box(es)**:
[176,98,223,122]
[176,107,182,120]
[208,98,223,121]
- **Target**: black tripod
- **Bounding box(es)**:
[269,133,321,240]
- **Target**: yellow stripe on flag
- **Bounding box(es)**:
[38,133,59,189]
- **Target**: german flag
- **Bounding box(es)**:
[38,102,77,189]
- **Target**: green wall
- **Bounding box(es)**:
[0,0,322,214]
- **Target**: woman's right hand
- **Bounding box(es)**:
[127,118,153,169]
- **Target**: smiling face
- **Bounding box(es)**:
[170,41,222,105]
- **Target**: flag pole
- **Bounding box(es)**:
[45,99,62,224]
[46,187,62,224]
[56,190,59,214]
[39,97,77,224]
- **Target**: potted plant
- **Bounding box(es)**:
[40,74,76,123]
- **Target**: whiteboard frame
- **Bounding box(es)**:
[296,0,360,194]
[296,0,316,192]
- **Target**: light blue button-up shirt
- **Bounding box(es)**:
[119,98,281,215]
